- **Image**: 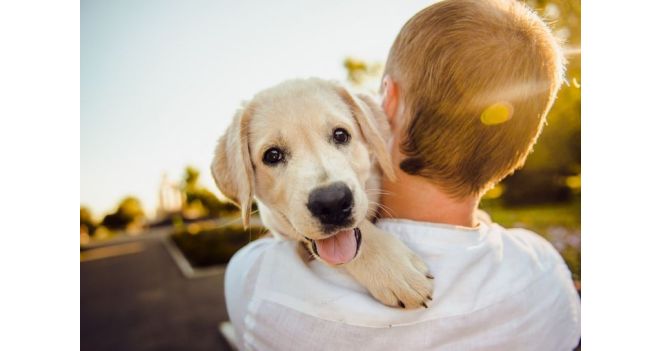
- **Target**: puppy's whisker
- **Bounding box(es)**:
[369,201,395,218]
[379,208,395,218]
[365,186,393,192]
[378,202,396,213]
[365,191,393,196]
[365,188,393,194]
[379,206,395,218]
[379,204,397,218]
[365,188,395,196]
[365,189,393,194]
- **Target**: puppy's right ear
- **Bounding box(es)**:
[211,105,255,228]
[335,86,397,181]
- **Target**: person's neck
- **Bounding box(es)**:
[380,168,480,228]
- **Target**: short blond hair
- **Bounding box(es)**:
[385,0,565,197]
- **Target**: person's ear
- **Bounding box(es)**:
[211,104,255,228]
[381,75,400,127]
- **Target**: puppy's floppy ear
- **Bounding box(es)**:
[335,86,396,181]
[211,104,255,228]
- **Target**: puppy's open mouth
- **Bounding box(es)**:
[309,228,362,265]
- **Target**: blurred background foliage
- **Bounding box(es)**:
[181,166,241,219]
[171,225,266,267]
[80,166,242,244]
[81,197,146,242]
[101,197,145,231]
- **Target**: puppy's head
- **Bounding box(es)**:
[212,78,394,265]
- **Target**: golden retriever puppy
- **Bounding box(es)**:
[212,78,433,309]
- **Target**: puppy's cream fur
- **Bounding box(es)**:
[212,78,433,309]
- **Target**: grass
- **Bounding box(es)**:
[481,200,580,232]
[480,199,581,283]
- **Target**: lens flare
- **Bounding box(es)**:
[566,175,581,189]
[480,102,513,125]
[572,77,581,88]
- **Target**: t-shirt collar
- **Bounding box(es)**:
[377,217,489,246]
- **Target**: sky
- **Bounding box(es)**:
[81,0,436,218]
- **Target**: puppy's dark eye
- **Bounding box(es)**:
[332,128,351,145]
[263,147,284,165]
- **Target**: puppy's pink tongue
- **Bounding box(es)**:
[314,229,357,265]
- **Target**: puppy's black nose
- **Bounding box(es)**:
[307,182,353,227]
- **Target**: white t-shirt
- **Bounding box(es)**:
[225,217,581,351]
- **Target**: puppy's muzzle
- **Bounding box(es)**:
[306,182,353,231]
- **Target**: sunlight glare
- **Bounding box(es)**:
[480,102,513,125]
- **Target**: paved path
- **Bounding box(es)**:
[81,237,232,351]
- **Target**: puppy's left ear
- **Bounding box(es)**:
[335,86,396,181]
[211,104,255,228]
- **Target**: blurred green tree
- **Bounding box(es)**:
[182,166,241,218]
[101,196,145,231]
[343,57,383,90]
[80,206,97,235]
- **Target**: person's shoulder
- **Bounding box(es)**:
[484,222,580,347]
[488,222,578,312]
[490,222,566,270]
[479,220,575,298]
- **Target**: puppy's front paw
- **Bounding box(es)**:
[345,223,434,309]
[366,238,434,309]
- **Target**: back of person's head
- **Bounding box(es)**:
[384,0,565,198]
